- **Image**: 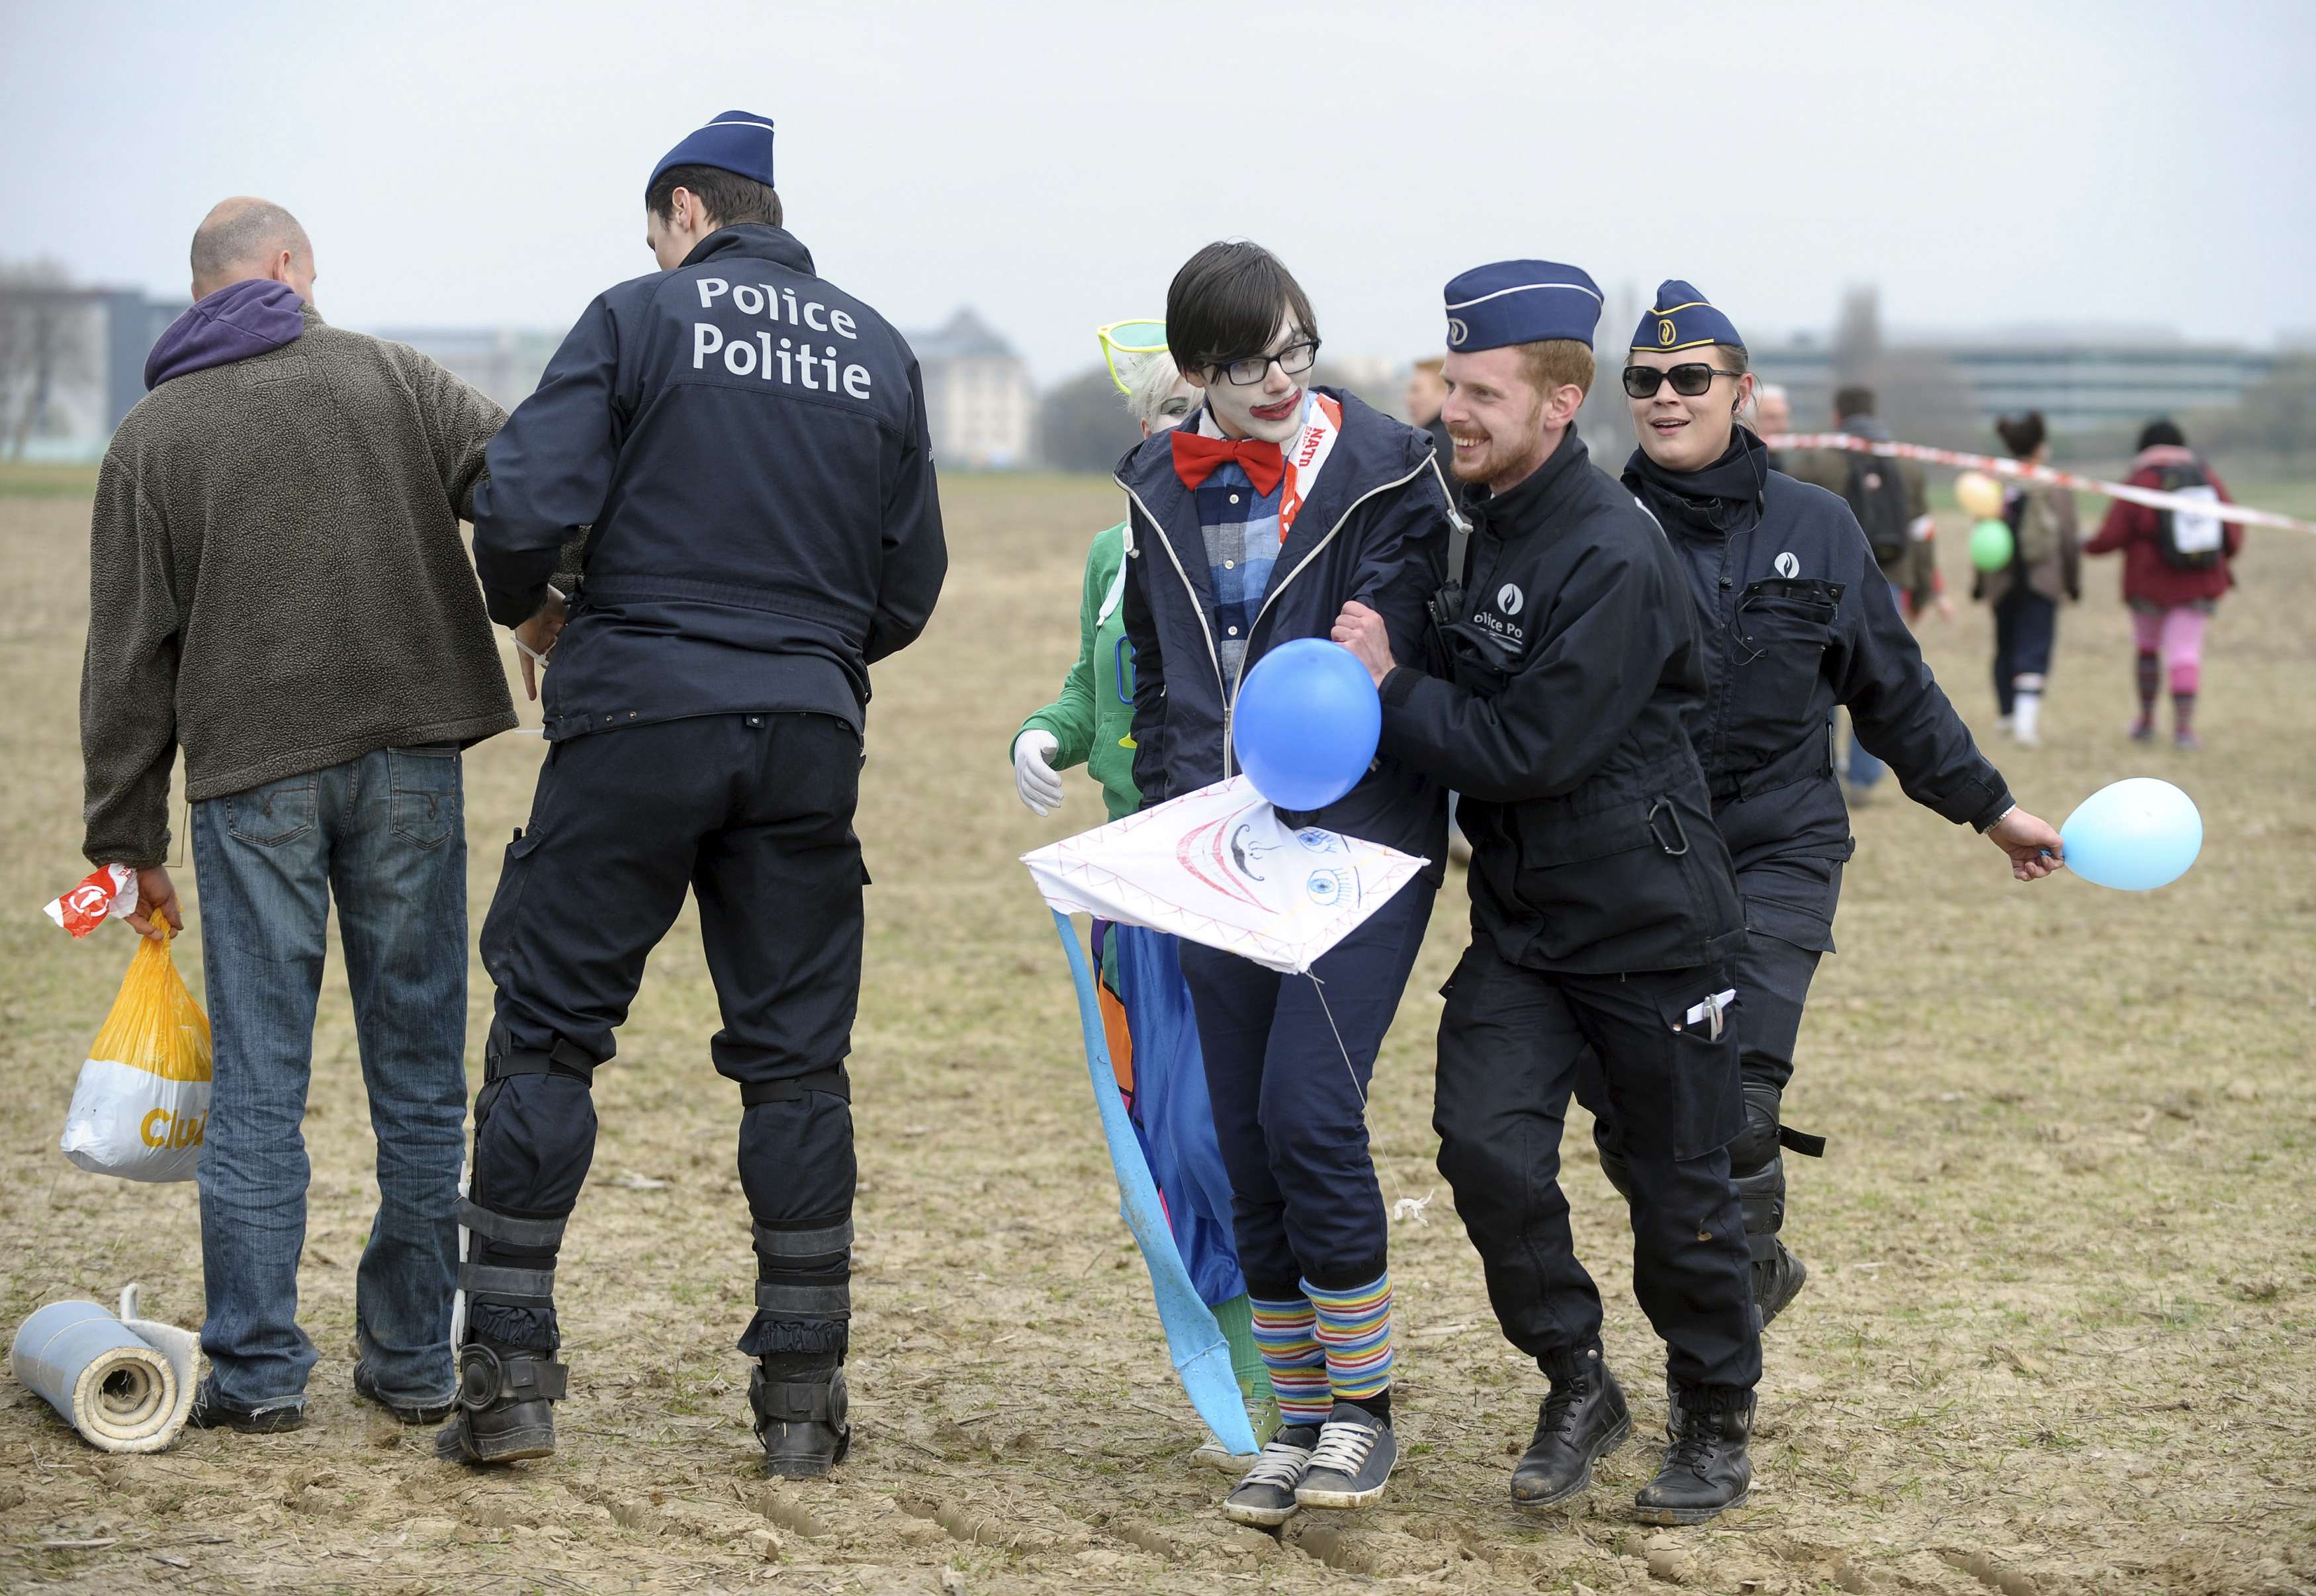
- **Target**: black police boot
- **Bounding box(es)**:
[1634,1388,1754,1525]
[1511,1356,1631,1508]
[1754,1236,1808,1328]
[433,1340,565,1464]
[752,1358,850,1478]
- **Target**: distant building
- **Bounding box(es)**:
[0,285,185,460]
[1752,334,2280,436]
[371,326,564,412]
[904,308,1034,469]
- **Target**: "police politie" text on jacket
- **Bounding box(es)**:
[472,224,947,740]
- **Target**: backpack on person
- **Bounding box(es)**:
[1843,453,1912,566]
[2152,459,2225,570]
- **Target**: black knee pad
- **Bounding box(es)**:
[1731,1155,1786,1251]
[467,1030,601,1352]
[1730,1081,1783,1179]
[736,1084,856,1222]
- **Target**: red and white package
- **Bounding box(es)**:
[44,864,138,938]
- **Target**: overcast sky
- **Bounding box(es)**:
[5,0,2311,382]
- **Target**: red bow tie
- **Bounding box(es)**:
[1171,431,1285,498]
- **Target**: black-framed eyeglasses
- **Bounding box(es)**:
[1209,339,1321,386]
[1622,363,1744,399]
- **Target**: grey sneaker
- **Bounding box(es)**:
[1222,1426,1318,1527]
[1294,1402,1397,1510]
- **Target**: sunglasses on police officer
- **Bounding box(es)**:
[1621,363,1745,399]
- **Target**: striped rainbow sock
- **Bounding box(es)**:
[1306,1272,1394,1407]
[1249,1294,1331,1430]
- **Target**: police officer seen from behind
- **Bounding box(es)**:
[1604,281,2061,1339]
[441,112,946,1476]
[1332,261,1761,1527]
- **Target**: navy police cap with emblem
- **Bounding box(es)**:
[1443,260,1603,352]
[1631,280,1744,353]
[648,110,777,197]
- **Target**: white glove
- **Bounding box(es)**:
[1012,730,1066,815]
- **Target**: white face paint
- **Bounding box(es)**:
[1190,314,1309,445]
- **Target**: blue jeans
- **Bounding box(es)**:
[189,745,470,1413]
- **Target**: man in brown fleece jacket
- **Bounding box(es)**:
[79,197,519,1434]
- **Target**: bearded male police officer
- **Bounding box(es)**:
[1331,263,1760,1525]
[441,112,946,1476]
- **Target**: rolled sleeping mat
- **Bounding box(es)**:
[11,1284,200,1453]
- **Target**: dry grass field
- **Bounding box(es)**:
[2,462,2313,1595]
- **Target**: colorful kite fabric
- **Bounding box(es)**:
[1024,777,1428,974]
[1092,919,1247,1309]
[1051,911,1258,1457]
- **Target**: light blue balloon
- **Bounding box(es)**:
[2059,777,2202,891]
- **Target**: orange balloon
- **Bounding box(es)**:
[1955,470,2004,520]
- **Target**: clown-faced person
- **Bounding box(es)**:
[444,111,946,1476]
[1601,281,2062,1354]
[1330,261,1760,1525]
[1116,242,1456,1525]
[1009,343,1282,1471]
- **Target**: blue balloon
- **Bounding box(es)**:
[2059,777,2203,891]
[1231,639,1381,811]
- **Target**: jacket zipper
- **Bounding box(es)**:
[1118,456,1434,784]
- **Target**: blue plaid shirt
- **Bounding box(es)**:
[1193,460,1283,683]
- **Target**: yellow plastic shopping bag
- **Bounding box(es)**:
[58,928,213,1182]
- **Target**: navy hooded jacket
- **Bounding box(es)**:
[1624,429,2011,905]
[1115,389,1454,875]
[472,224,946,740]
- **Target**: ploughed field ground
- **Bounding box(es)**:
[1,463,2312,1596]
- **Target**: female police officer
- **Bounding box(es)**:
[1604,281,2064,1333]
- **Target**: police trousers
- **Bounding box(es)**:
[1597,855,1842,1261]
[1433,939,1761,1393]
[465,713,865,1360]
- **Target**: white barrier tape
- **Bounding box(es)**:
[1768,433,2315,535]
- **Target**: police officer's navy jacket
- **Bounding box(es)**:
[1115,389,1452,875]
[472,224,946,740]
[1623,429,2011,936]
[1377,425,1745,976]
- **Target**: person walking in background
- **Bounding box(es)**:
[1008,339,1279,1470]
[1119,240,1453,1525]
[79,197,517,1434]
[1786,385,1951,799]
[2083,419,2243,749]
[1605,281,2064,1349]
[1976,412,2080,748]
[1405,355,1452,461]
[444,111,946,1476]
[1746,382,1791,470]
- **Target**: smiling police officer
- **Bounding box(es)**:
[1605,282,2061,1338]
[439,111,946,1476]
[1333,261,1761,1526]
